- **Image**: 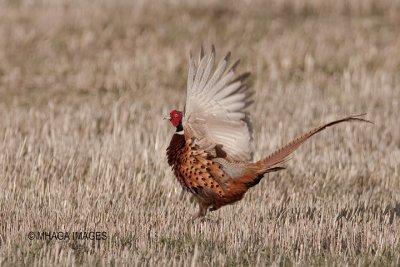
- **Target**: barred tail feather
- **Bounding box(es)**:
[257,114,372,172]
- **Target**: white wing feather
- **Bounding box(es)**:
[184,47,253,161]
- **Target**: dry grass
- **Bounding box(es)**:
[0,0,399,266]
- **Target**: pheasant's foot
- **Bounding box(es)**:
[189,213,204,222]
[199,216,220,223]
[188,214,219,223]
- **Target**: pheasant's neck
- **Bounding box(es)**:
[166,133,185,167]
[175,121,183,134]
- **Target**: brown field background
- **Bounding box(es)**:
[1,0,399,266]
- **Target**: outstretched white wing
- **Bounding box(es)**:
[184,46,254,161]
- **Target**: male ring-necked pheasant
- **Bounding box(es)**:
[166,46,370,220]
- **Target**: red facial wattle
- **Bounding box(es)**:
[171,117,180,127]
[170,110,183,127]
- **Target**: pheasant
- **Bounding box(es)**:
[166,46,371,220]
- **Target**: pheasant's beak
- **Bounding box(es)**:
[163,116,171,120]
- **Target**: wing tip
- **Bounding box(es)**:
[224,51,231,62]
[231,72,251,83]
[231,59,241,72]
[200,44,205,59]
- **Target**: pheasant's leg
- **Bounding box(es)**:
[198,205,220,223]
[209,205,221,212]
[191,202,208,221]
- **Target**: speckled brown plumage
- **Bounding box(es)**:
[167,135,225,200]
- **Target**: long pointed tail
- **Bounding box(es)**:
[257,114,372,173]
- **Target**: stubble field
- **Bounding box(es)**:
[0,0,399,266]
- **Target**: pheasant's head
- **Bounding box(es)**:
[167,110,183,127]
